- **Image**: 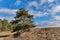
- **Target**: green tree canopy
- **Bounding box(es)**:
[11,8,35,32]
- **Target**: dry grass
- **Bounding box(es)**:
[0,31,12,36]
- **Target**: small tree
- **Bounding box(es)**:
[11,8,35,32]
[0,19,2,31]
[2,19,8,31]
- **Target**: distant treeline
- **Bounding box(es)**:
[0,19,12,31]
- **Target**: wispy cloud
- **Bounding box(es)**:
[0,8,18,14]
[27,0,57,18]
[51,5,60,15]
[28,10,49,18]
[37,20,60,28]
[40,0,46,3]
[28,1,39,8]
[27,1,50,18]
[0,8,18,21]
[38,5,60,28]
[48,0,54,3]
[26,0,60,27]
[14,0,21,6]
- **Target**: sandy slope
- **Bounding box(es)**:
[0,27,60,40]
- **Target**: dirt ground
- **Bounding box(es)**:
[0,27,60,40]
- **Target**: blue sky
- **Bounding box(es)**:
[0,0,60,28]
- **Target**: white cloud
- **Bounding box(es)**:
[27,1,52,18]
[53,16,60,21]
[34,12,48,18]
[28,1,39,9]
[38,5,60,28]
[28,9,49,18]
[48,0,54,3]
[0,8,18,21]
[14,0,21,6]
[29,1,38,6]
[51,5,60,15]
[40,0,54,4]
[41,0,46,3]
[37,14,60,28]
[0,8,18,14]
[38,19,60,28]
[33,4,60,28]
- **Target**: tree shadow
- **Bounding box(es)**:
[13,32,21,38]
[0,35,9,38]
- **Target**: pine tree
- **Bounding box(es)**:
[11,8,35,32]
